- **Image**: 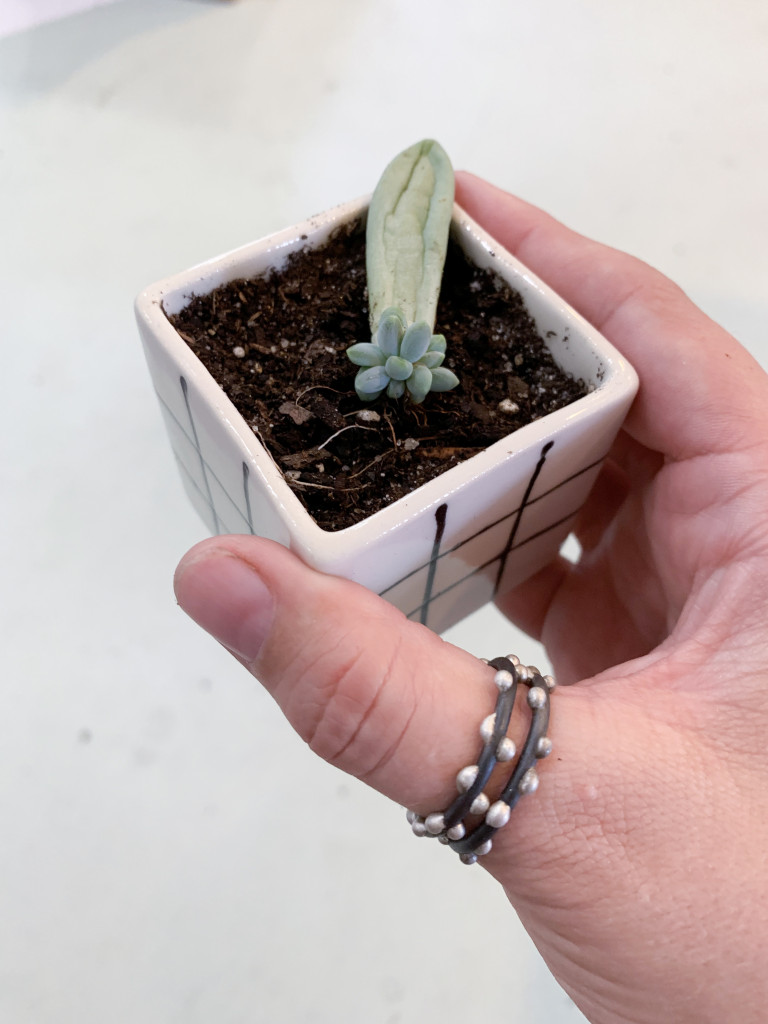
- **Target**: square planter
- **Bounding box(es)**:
[135,196,638,634]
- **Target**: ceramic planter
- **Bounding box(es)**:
[135,196,638,634]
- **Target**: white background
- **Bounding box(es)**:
[1,1,767,1022]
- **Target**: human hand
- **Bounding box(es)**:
[173,172,768,1024]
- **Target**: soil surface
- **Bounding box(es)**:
[168,218,588,531]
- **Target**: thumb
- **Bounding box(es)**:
[172,535,565,861]
[173,535,750,1023]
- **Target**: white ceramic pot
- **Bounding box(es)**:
[135,197,638,634]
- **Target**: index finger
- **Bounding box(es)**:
[455,172,768,461]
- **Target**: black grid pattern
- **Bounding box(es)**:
[385,450,605,623]
[162,376,604,631]
[180,376,220,534]
[158,379,255,537]
[396,440,602,624]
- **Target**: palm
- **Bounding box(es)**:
[526,446,702,679]
[528,428,768,687]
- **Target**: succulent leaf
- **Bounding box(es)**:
[400,321,432,363]
[428,366,460,393]
[377,308,405,356]
[418,350,445,369]
[366,140,454,338]
[355,365,390,398]
[345,141,462,403]
[347,342,387,367]
[406,364,433,403]
[385,355,414,381]
[379,306,407,331]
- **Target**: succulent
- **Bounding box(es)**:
[347,307,458,402]
[346,139,460,403]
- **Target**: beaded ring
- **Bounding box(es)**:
[406,655,554,865]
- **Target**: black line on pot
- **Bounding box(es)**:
[420,503,448,626]
[528,453,604,505]
[405,506,578,621]
[170,449,237,535]
[242,462,255,534]
[157,386,253,532]
[180,376,220,533]
[493,442,554,594]
[378,449,605,600]
[438,452,604,558]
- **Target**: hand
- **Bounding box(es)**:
[173,172,768,1024]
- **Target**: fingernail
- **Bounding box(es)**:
[174,550,274,661]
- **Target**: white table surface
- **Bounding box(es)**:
[1,2,766,1022]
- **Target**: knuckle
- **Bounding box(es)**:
[298,634,412,780]
[302,646,369,761]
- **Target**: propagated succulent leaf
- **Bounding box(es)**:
[366,139,454,339]
[345,141,462,403]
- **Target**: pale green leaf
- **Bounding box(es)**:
[355,365,390,395]
[366,139,454,336]
[385,355,413,381]
[406,363,432,403]
[400,321,432,363]
[418,350,445,369]
[428,367,460,392]
[377,308,405,356]
[346,342,386,367]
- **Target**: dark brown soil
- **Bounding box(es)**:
[167,218,588,531]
